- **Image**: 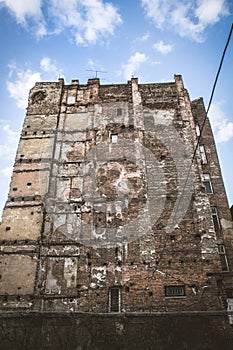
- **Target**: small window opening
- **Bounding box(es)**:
[117,108,122,116]
[111,134,118,144]
[211,207,221,232]
[196,124,200,137]
[203,174,213,194]
[109,287,121,312]
[33,131,37,135]
[27,182,32,187]
[13,187,17,191]
[200,145,207,164]
[6,227,11,231]
[218,244,229,272]
[165,285,185,297]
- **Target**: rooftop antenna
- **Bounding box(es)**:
[85,69,107,79]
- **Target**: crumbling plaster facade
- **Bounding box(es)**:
[0,76,233,314]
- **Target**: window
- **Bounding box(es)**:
[117,108,122,116]
[203,174,213,194]
[111,134,118,144]
[165,285,185,297]
[109,287,121,312]
[211,207,221,232]
[195,124,200,137]
[218,245,229,272]
[200,145,207,164]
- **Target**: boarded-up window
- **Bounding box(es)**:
[109,287,121,312]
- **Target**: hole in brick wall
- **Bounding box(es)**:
[125,286,130,292]
[170,235,175,242]
[168,260,171,266]
[21,197,24,201]
[90,94,93,99]
[195,234,201,241]
[27,125,30,128]
[31,212,34,215]
[20,155,24,158]
[156,260,159,265]
[27,182,32,186]
[160,155,166,161]
[5,226,11,231]
[17,286,21,290]
[24,131,27,135]
[180,259,184,264]
[0,275,1,279]
[130,262,134,265]
[11,198,14,202]
[43,131,46,134]
[13,187,17,191]
[29,159,32,163]
[14,240,17,244]
[149,291,153,296]
[33,131,37,135]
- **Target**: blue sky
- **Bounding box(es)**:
[0,0,233,217]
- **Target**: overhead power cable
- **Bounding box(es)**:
[171,23,233,230]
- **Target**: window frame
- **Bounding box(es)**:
[199,145,207,164]
[218,244,229,272]
[203,174,213,194]
[109,287,121,312]
[165,285,186,298]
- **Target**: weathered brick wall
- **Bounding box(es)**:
[0,76,232,315]
[0,312,233,350]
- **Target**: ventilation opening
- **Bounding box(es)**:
[165,285,186,297]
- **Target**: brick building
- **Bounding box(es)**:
[0,76,233,348]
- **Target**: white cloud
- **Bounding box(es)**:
[135,32,150,42]
[196,0,229,26]
[40,57,60,74]
[209,103,233,142]
[2,0,122,45]
[7,58,63,109]
[141,0,229,42]
[121,52,147,80]
[0,166,13,176]
[0,122,19,161]
[7,66,41,109]
[153,40,173,54]
[4,0,42,23]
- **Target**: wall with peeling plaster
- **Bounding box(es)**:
[0,76,233,316]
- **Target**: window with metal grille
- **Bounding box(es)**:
[165,285,185,297]
[218,245,229,272]
[200,145,207,164]
[109,287,121,312]
[203,174,213,194]
[211,207,221,232]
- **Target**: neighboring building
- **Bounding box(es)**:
[0,76,233,348]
